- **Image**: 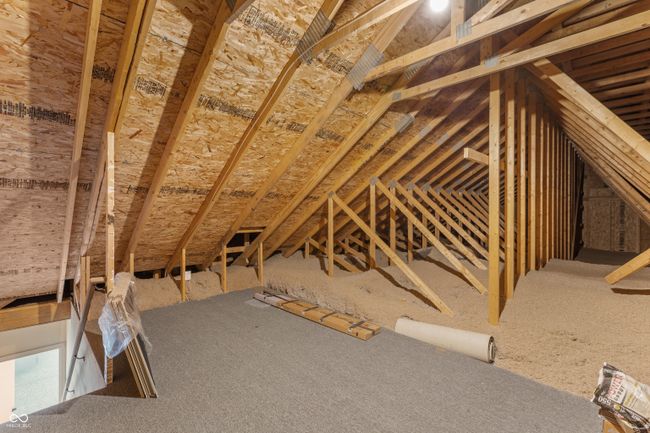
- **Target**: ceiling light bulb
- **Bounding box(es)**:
[428,0,449,13]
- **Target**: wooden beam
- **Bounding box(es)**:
[257,242,264,285]
[487,38,502,325]
[221,248,228,293]
[517,76,527,276]
[391,10,650,102]
[274,0,585,259]
[121,0,250,270]
[180,248,187,302]
[451,0,465,41]
[307,238,360,273]
[57,0,103,302]
[388,182,488,293]
[605,249,650,284]
[365,0,581,81]
[0,300,71,332]
[331,193,454,316]
[77,0,156,275]
[220,7,420,268]
[504,69,516,299]
[105,132,115,295]
[328,194,335,277]
[370,181,377,268]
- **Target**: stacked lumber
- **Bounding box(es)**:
[107,299,157,398]
[254,291,380,340]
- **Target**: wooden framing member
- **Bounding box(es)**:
[528,90,538,271]
[123,0,250,271]
[504,69,516,299]
[277,0,597,260]
[221,248,228,293]
[486,35,502,325]
[331,193,454,316]
[0,300,71,333]
[257,242,264,285]
[78,0,157,279]
[604,249,650,284]
[517,75,527,276]
[328,194,335,277]
[378,181,487,294]
[307,238,360,273]
[105,132,116,295]
[423,188,490,259]
[369,180,377,268]
[56,0,103,302]
[244,0,528,263]
[180,248,187,302]
[199,5,420,269]
[364,0,581,81]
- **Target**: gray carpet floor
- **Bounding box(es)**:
[3,289,599,432]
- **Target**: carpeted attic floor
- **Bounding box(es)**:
[2,289,599,433]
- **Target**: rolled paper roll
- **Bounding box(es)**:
[395,317,496,363]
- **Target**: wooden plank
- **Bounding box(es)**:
[0,300,71,332]
[56,0,103,301]
[487,36,502,325]
[370,181,377,268]
[105,132,115,295]
[517,76,527,276]
[221,248,228,293]
[331,193,454,316]
[121,0,250,270]
[605,248,650,284]
[255,292,381,340]
[328,194,335,277]
[451,0,465,41]
[504,69,516,299]
[276,0,584,260]
[257,242,264,285]
[389,184,397,264]
[180,248,187,301]
[528,91,538,271]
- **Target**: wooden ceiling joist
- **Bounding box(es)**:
[56,0,103,302]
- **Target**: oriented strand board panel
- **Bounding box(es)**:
[0,0,128,298]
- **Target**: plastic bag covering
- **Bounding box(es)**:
[98,272,152,358]
[593,363,650,433]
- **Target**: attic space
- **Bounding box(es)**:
[1,0,649,432]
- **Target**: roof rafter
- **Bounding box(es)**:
[164,0,422,273]
[56,0,103,302]
[278,0,591,258]
[240,0,530,263]
[119,0,252,271]
[76,0,157,282]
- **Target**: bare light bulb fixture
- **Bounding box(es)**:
[428,0,449,12]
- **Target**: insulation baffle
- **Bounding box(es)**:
[346,44,384,91]
[295,10,332,63]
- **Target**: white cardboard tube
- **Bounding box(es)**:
[395,318,496,363]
